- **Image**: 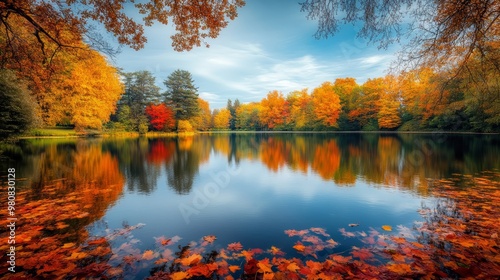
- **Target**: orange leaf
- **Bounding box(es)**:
[293,243,305,252]
[229,265,240,273]
[387,263,412,274]
[287,262,300,272]
[142,250,156,260]
[382,225,392,231]
[257,258,273,273]
[171,271,189,280]
[188,264,211,277]
[180,254,203,266]
[203,235,217,244]
[62,243,76,249]
[227,242,243,251]
[241,250,254,261]
[269,246,282,255]
[154,258,169,265]
[392,237,406,244]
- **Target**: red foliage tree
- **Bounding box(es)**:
[145,103,175,131]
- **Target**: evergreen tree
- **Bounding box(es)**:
[116,71,160,132]
[163,70,199,120]
[227,98,241,130]
[0,70,37,138]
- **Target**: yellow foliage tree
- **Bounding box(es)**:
[378,76,402,129]
[65,51,124,130]
[190,98,212,131]
[213,109,231,130]
[287,89,313,129]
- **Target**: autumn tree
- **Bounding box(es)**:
[348,78,384,130]
[311,82,342,127]
[259,90,290,130]
[398,68,449,128]
[236,102,262,130]
[213,108,231,130]
[334,78,361,130]
[64,51,124,130]
[377,76,402,130]
[0,0,246,60]
[287,89,314,130]
[299,0,500,76]
[190,98,212,131]
[164,70,200,122]
[145,103,175,131]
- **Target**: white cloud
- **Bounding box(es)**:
[113,1,401,109]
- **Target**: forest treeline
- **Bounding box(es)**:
[109,60,500,133]
[1,15,498,135]
[1,0,499,138]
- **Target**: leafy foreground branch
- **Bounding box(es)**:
[1,173,499,279]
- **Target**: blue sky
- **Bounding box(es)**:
[115,0,401,109]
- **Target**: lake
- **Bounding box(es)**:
[1,132,499,279]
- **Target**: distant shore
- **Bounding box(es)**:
[13,127,499,140]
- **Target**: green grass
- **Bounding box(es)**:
[23,127,78,137]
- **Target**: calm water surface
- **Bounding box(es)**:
[1,133,499,278]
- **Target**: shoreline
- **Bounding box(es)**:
[13,129,500,140]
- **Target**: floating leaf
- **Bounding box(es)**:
[339,228,356,237]
[287,262,300,272]
[284,229,309,237]
[203,235,217,244]
[227,242,243,251]
[187,264,212,277]
[142,250,156,260]
[381,225,392,231]
[241,250,254,261]
[387,263,412,274]
[269,246,282,255]
[170,271,189,280]
[326,238,339,247]
[62,243,76,249]
[257,258,273,273]
[180,254,202,266]
[229,265,240,273]
[310,227,330,236]
[154,236,172,246]
[293,242,305,252]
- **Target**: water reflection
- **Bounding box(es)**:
[3,133,499,198]
[1,133,498,278]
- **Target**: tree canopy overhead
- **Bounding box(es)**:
[299,0,500,73]
[0,0,245,58]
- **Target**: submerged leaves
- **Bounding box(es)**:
[1,172,499,279]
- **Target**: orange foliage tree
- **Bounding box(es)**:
[311,82,342,127]
[259,90,290,130]
[377,75,402,129]
[0,0,245,57]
